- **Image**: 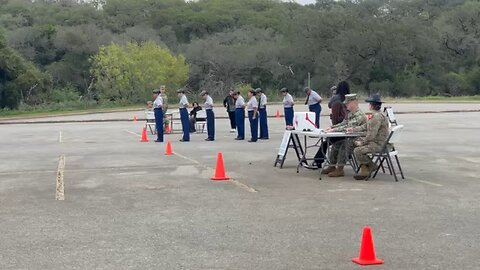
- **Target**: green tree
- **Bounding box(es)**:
[0,31,51,109]
[90,41,189,104]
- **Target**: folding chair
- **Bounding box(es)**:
[384,107,398,126]
[144,110,156,135]
[372,125,405,181]
[195,110,207,133]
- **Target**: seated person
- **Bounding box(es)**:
[146,100,153,111]
[189,102,203,133]
[353,94,389,180]
[320,94,367,177]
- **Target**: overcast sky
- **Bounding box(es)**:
[292,0,316,4]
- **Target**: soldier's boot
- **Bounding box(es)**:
[354,165,369,180]
[321,166,336,175]
[328,166,345,177]
[367,161,378,177]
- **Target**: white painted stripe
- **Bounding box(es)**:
[58,131,62,143]
[327,188,363,192]
[409,177,443,187]
[123,130,141,137]
[230,179,258,193]
[175,151,258,193]
[116,171,149,176]
[55,155,66,200]
[174,151,202,166]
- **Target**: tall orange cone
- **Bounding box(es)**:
[211,152,230,181]
[133,115,137,122]
[165,140,173,155]
[276,109,281,118]
[140,127,148,142]
[352,226,384,265]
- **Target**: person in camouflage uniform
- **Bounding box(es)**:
[322,94,367,177]
[159,85,170,131]
[353,94,389,180]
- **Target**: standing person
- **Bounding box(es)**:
[304,87,322,128]
[152,89,164,142]
[177,89,190,142]
[353,94,389,180]
[223,90,237,133]
[160,85,169,132]
[189,102,202,133]
[280,88,294,126]
[256,88,269,140]
[246,89,259,143]
[329,81,350,125]
[314,81,350,169]
[200,90,215,141]
[234,91,245,140]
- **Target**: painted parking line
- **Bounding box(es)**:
[56,155,66,200]
[123,130,141,137]
[58,131,63,143]
[174,151,258,193]
[409,177,443,187]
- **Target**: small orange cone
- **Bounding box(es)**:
[211,152,230,181]
[166,124,171,133]
[276,110,281,118]
[352,226,384,265]
[140,127,148,142]
[133,115,137,122]
[165,140,173,155]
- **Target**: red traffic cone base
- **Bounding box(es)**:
[165,141,173,155]
[352,226,384,265]
[140,127,148,142]
[166,124,171,133]
[211,152,229,181]
[133,115,137,122]
[276,110,281,118]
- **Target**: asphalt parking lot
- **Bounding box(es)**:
[0,108,479,269]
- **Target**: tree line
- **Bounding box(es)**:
[0,0,479,110]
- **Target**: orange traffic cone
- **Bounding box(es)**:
[165,140,173,155]
[352,226,384,265]
[276,110,281,118]
[166,124,171,134]
[133,115,137,122]
[211,152,230,181]
[140,127,148,142]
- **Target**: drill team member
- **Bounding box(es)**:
[247,89,259,142]
[280,88,294,126]
[256,88,269,140]
[234,91,245,140]
[152,89,164,142]
[200,90,215,141]
[160,85,169,132]
[353,94,389,180]
[177,89,190,142]
[304,87,322,128]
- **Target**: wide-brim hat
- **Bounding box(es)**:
[365,94,382,104]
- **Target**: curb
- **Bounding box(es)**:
[0,109,479,125]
